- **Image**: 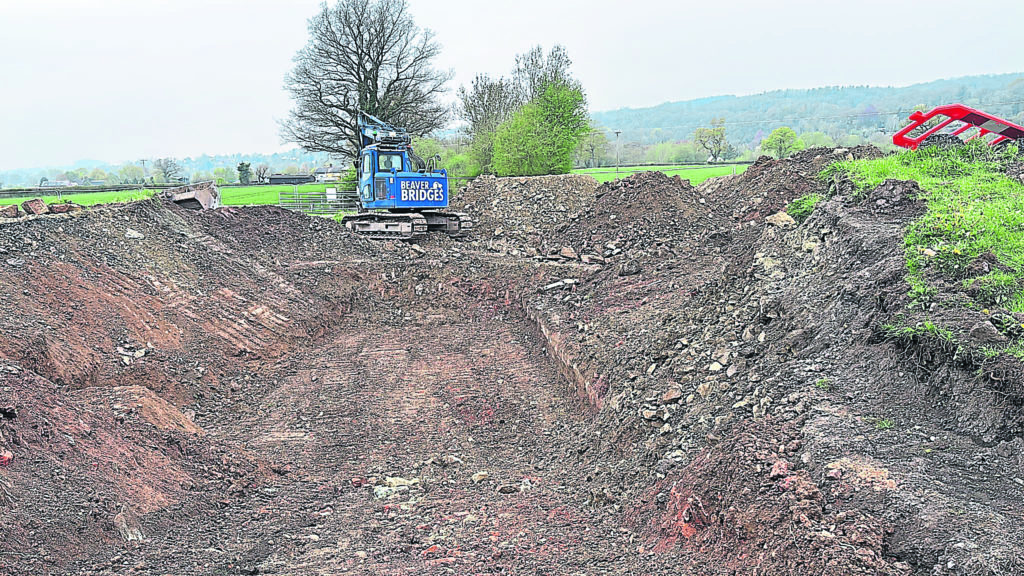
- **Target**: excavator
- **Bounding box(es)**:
[341,112,472,241]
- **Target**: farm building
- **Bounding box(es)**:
[314,164,344,182]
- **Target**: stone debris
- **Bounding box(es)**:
[20,198,48,216]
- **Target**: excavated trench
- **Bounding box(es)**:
[0,200,653,575]
[2,150,1024,576]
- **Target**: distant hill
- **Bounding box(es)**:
[591,73,1024,148]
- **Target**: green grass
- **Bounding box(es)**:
[824,142,1024,312]
[875,418,895,431]
[219,183,352,206]
[0,183,349,209]
[572,164,747,184]
[0,189,156,207]
[814,377,831,391]
[786,193,825,223]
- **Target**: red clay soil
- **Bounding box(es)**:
[2,149,1023,575]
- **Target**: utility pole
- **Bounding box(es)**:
[614,130,621,175]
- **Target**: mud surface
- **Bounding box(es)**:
[1,149,1022,575]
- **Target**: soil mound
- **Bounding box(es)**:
[561,171,704,262]
[698,146,884,224]
[452,173,598,256]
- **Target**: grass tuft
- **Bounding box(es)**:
[881,318,955,344]
[786,193,824,223]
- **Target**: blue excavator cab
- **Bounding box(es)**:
[342,112,471,240]
[356,148,448,210]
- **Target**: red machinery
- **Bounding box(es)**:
[893,104,1024,150]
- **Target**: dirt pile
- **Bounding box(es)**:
[560,171,704,263]
[452,173,598,257]
[695,146,884,224]
[629,419,908,575]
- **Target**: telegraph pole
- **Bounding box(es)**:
[614,130,621,175]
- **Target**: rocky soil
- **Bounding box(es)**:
[1,149,1022,575]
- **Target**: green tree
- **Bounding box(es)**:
[799,131,834,148]
[191,171,215,183]
[118,164,145,185]
[458,74,521,172]
[513,45,580,102]
[213,167,237,185]
[237,162,252,185]
[153,158,183,182]
[458,44,584,174]
[492,83,588,177]
[441,153,481,180]
[762,127,801,158]
[411,137,444,160]
[88,168,109,184]
[694,118,729,162]
[340,166,358,190]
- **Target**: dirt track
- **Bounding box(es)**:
[2,150,1023,575]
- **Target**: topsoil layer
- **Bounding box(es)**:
[1,149,1021,576]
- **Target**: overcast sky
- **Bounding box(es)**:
[1,0,1021,170]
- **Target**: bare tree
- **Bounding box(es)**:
[255,164,271,183]
[281,0,452,158]
[457,74,521,170]
[458,74,521,137]
[576,129,609,168]
[153,158,182,182]
[513,45,580,102]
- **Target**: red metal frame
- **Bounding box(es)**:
[893,104,1024,150]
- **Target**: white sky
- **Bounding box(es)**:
[1,0,1021,170]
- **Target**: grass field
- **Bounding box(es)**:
[0,184,334,209]
[219,183,346,206]
[0,189,156,207]
[572,164,748,184]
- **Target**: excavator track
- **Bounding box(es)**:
[421,211,473,239]
[340,212,429,241]
[342,211,473,241]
